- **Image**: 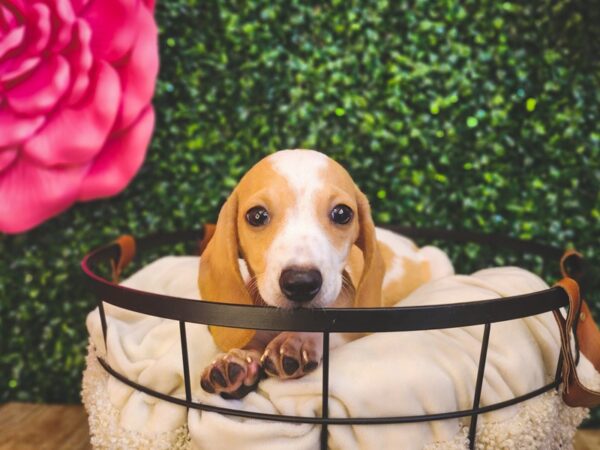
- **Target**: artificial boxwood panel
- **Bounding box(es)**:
[1,0,598,422]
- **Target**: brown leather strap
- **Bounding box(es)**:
[553,251,600,408]
[560,249,584,279]
[111,235,136,283]
[578,301,600,373]
[110,226,214,283]
[199,223,216,255]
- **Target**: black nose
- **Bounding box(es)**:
[279,268,322,303]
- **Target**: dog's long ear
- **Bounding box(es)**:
[354,188,385,308]
[199,192,256,351]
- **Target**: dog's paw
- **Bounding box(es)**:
[261,332,322,379]
[200,349,263,399]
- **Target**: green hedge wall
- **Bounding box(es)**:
[1,0,599,423]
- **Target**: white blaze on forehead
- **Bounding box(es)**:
[259,149,348,308]
[267,149,329,267]
[267,149,329,192]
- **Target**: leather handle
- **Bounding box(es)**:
[560,249,584,280]
[111,235,136,283]
[110,224,215,283]
[199,223,216,255]
[553,251,600,408]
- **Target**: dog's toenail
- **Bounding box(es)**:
[283,356,299,375]
[304,361,318,372]
[263,357,277,374]
[201,378,215,393]
[302,350,309,362]
[210,368,227,387]
[227,363,243,381]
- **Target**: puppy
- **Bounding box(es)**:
[199,150,453,398]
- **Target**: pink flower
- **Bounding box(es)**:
[0,0,158,233]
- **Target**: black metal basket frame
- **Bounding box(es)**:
[82,226,581,450]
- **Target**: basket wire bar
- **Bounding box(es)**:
[467,323,491,449]
[180,321,193,404]
[321,332,330,449]
[98,300,108,348]
[82,228,580,450]
[95,356,560,424]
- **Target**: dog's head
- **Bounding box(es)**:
[199,150,384,350]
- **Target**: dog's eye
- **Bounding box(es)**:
[330,204,353,225]
[246,206,270,227]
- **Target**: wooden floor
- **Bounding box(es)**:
[574,429,600,450]
[0,403,91,450]
[0,402,598,449]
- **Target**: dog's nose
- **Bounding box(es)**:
[279,268,322,303]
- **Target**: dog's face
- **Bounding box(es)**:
[200,149,384,350]
[236,150,359,308]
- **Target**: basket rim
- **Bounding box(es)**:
[81,226,573,333]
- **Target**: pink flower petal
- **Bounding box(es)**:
[0,4,22,31]
[0,148,17,172]
[48,0,76,52]
[28,3,51,54]
[0,25,25,60]
[79,105,154,200]
[83,0,139,62]
[64,19,93,106]
[0,106,45,147]
[23,61,121,166]
[0,155,89,233]
[143,0,155,10]
[0,7,12,31]
[113,6,158,130]
[6,55,70,116]
[71,0,92,14]
[0,56,40,85]
[3,1,26,18]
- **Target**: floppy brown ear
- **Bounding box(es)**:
[354,189,385,308]
[199,192,256,351]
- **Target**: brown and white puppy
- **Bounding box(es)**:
[198,150,452,398]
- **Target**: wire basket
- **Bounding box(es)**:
[82,226,586,450]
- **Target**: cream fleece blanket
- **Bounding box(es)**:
[82,257,598,449]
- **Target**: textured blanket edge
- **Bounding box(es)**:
[82,342,588,450]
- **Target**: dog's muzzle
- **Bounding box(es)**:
[279,268,322,303]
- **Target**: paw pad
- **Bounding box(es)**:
[283,356,299,375]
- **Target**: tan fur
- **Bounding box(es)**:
[378,242,431,307]
[348,241,432,307]
[352,191,385,308]
[198,193,256,350]
[199,161,297,350]
[236,163,296,283]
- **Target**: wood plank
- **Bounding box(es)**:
[0,402,598,449]
[0,403,91,450]
[574,429,600,450]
